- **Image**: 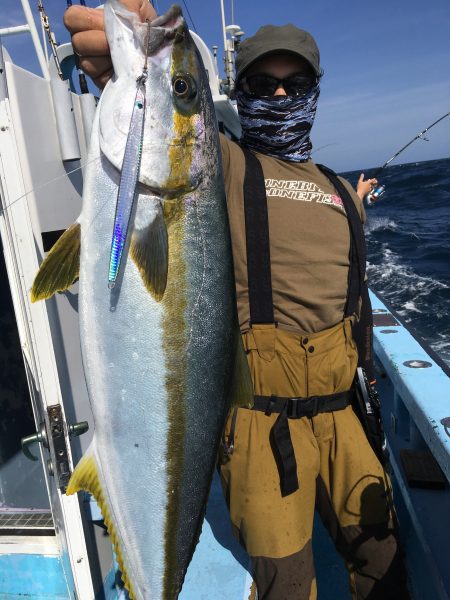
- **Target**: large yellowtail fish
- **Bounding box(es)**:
[31,1,252,598]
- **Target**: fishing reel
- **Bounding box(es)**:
[364,183,386,206]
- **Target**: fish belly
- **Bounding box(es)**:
[79,123,170,599]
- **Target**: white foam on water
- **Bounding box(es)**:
[368,242,450,366]
[402,301,422,313]
[365,216,398,235]
[367,244,448,302]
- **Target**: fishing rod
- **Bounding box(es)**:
[37,0,64,79]
[64,1,97,142]
[65,0,90,94]
[35,0,81,160]
[312,143,338,155]
[365,110,450,205]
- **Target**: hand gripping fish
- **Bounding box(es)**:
[31,2,253,598]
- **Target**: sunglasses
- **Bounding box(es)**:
[239,72,318,98]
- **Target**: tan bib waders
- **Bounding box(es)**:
[220,320,408,599]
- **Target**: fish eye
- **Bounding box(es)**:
[172,74,197,100]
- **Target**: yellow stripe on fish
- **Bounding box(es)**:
[161,200,188,598]
[160,37,199,598]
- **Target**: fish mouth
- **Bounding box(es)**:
[151,5,183,29]
[147,5,186,54]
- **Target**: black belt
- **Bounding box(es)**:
[251,390,355,497]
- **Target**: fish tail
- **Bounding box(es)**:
[67,448,136,600]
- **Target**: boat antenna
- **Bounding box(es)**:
[219,0,244,95]
[38,0,64,79]
[365,110,450,205]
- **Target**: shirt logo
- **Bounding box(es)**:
[265,178,345,212]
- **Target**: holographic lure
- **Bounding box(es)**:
[108,25,150,289]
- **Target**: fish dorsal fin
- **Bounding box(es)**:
[31,223,81,302]
[67,450,136,600]
[130,206,168,301]
[230,330,254,408]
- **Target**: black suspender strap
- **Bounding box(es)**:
[242,147,275,325]
[316,164,366,319]
[240,152,375,495]
[352,280,375,382]
[241,154,367,323]
[316,164,375,381]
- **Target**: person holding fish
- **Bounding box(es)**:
[64,2,409,599]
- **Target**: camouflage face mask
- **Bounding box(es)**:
[235,82,320,162]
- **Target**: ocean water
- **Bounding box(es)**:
[342,157,450,366]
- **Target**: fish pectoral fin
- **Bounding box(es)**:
[230,331,254,408]
[67,450,136,600]
[130,208,168,301]
[31,223,81,302]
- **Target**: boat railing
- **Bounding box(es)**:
[371,290,450,480]
[370,289,450,599]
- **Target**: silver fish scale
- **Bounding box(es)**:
[172,172,237,593]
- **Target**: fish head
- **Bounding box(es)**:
[100,2,214,196]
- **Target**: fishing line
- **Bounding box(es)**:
[365,110,450,205]
[181,0,197,33]
[0,156,101,215]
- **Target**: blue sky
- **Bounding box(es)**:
[2,0,449,171]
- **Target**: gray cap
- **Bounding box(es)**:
[235,24,320,81]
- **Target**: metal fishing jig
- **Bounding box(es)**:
[108,20,151,289]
